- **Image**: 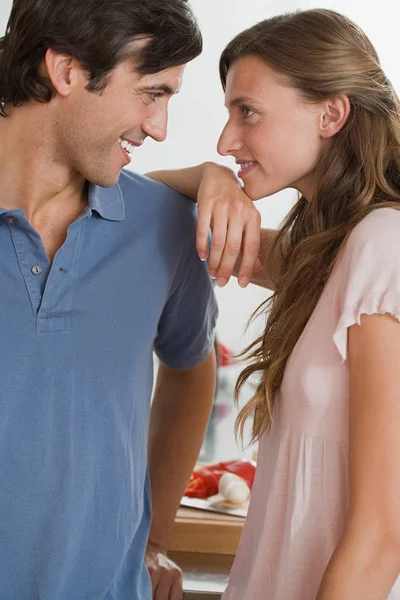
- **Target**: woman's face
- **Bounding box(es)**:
[218,55,327,201]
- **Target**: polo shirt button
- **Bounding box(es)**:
[6,216,16,225]
[31,265,43,275]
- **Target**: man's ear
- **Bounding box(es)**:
[319,94,350,139]
[40,48,84,97]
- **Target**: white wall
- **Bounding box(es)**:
[1,0,397,352]
[0,1,10,28]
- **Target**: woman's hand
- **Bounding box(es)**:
[196,162,262,288]
[146,162,263,287]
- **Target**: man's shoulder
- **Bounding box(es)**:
[118,168,159,191]
[118,169,193,205]
[118,168,197,226]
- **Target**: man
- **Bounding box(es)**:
[0,1,218,598]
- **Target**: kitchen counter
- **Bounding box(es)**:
[170,506,244,555]
[169,551,233,600]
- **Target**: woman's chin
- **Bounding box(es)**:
[243,181,280,201]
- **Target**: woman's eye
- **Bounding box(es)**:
[240,105,255,119]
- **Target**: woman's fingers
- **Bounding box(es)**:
[207,204,229,277]
[197,198,261,284]
[236,214,262,287]
[196,202,213,261]
[195,163,262,284]
[254,257,263,272]
[214,209,245,286]
[210,200,261,287]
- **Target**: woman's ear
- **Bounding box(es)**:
[319,94,350,139]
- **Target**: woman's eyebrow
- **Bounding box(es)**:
[225,95,260,108]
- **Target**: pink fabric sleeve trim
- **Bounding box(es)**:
[333,291,400,363]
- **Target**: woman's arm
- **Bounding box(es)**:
[146,164,207,201]
[146,162,279,290]
[316,313,400,599]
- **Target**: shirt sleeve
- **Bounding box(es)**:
[154,226,218,371]
[333,208,400,363]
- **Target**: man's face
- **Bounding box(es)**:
[56,58,185,187]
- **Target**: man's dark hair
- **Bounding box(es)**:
[0,0,202,117]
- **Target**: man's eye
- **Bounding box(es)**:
[147,92,162,102]
[240,105,255,119]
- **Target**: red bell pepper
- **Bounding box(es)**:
[184,459,256,498]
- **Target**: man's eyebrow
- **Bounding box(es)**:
[141,84,178,95]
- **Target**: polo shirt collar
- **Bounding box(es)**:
[88,181,125,221]
[0,181,126,222]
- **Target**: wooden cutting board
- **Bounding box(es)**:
[169,507,245,555]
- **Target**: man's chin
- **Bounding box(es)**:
[88,169,122,189]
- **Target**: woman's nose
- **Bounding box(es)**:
[217,122,241,156]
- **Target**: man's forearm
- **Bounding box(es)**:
[147,350,216,551]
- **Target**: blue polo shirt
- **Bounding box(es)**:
[0,170,218,599]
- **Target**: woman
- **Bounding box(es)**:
[149,9,400,599]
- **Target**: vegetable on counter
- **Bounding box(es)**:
[208,472,251,505]
[184,459,256,499]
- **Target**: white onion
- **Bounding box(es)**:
[217,472,250,503]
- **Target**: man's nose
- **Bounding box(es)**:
[143,107,168,143]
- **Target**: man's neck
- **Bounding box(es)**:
[0,103,88,222]
[0,104,90,261]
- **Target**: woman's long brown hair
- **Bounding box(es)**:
[219,9,400,443]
